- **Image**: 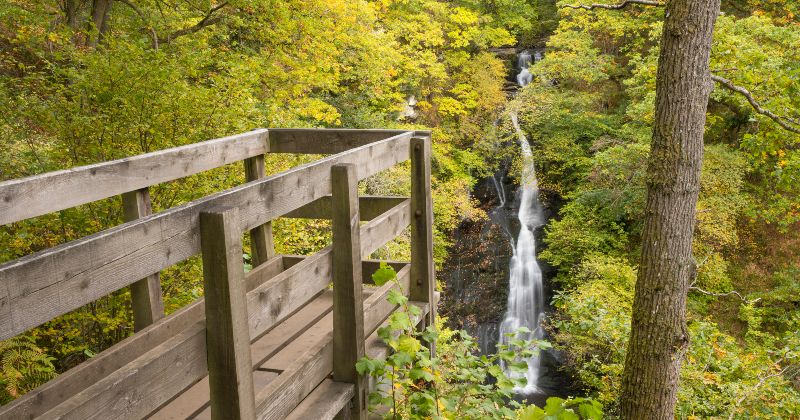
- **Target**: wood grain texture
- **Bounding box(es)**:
[284,380,354,420]
[330,164,367,420]
[199,208,256,420]
[122,187,165,332]
[254,301,429,420]
[268,129,410,154]
[244,154,276,266]
[0,129,269,225]
[409,137,436,326]
[0,298,204,419]
[43,321,209,420]
[0,131,412,341]
[283,195,407,221]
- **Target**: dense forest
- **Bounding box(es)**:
[0,0,798,418]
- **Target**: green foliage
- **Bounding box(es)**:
[358,263,563,419]
[517,397,603,420]
[0,337,56,404]
[521,2,800,417]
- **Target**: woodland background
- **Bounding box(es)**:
[0,0,798,418]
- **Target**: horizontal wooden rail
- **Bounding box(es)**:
[0,130,269,226]
[0,132,413,341]
[38,265,415,419]
[1,194,412,418]
[268,129,430,154]
[284,195,407,220]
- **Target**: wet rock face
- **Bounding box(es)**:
[439,174,514,351]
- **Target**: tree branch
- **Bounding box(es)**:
[158,2,227,45]
[688,281,759,304]
[114,0,159,49]
[711,74,800,135]
[561,0,664,11]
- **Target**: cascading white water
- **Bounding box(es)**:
[498,50,545,394]
[516,51,533,87]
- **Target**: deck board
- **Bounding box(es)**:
[149,292,334,419]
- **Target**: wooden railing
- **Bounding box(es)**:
[0,128,435,419]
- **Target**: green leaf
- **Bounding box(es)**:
[371,262,396,286]
[409,368,434,381]
[387,289,408,306]
[397,335,422,354]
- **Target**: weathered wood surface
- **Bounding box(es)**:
[0,130,269,226]
[149,292,334,419]
[244,154,276,266]
[0,131,412,341]
[199,208,256,420]
[122,187,165,331]
[254,300,429,420]
[32,259,411,419]
[283,195,407,220]
[268,129,417,154]
[409,137,436,325]
[284,380,354,420]
[330,164,367,420]
[0,257,285,419]
[0,128,433,420]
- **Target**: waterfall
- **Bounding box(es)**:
[498,51,545,394]
[517,51,533,87]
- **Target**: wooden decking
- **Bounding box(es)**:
[0,129,435,419]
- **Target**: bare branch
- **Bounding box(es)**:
[689,282,759,304]
[561,0,663,11]
[711,74,800,135]
[158,2,228,45]
[114,0,159,49]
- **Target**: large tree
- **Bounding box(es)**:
[618,0,721,417]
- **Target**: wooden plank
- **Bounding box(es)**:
[268,129,411,154]
[283,195,407,221]
[0,131,412,341]
[199,207,256,420]
[246,250,332,340]
[246,198,411,341]
[253,301,430,420]
[0,298,204,419]
[409,136,436,326]
[0,129,269,226]
[5,256,285,420]
[149,293,333,420]
[281,256,407,285]
[184,371,280,420]
[244,154,276,266]
[330,164,367,420]
[43,321,209,420]
[284,380,354,420]
[360,199,411,257]
[122,187,165,331]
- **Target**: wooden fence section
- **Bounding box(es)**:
[0,128,434,420]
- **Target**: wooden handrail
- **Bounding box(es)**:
[0,131,414,341]
[0,128,434,420]
[0,129,269,225]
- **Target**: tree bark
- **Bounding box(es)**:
[619,0,721,418]
[88,0,112,47]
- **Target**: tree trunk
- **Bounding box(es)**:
[88,0,112,47]
[619,0,721,418]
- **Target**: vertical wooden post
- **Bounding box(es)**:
[410,137,436,326]
[122,188,165,331]
[199,207,256,420]
[330,164,367,420]
[244,154,276,267]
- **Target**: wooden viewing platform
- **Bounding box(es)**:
[0,129,436,419]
